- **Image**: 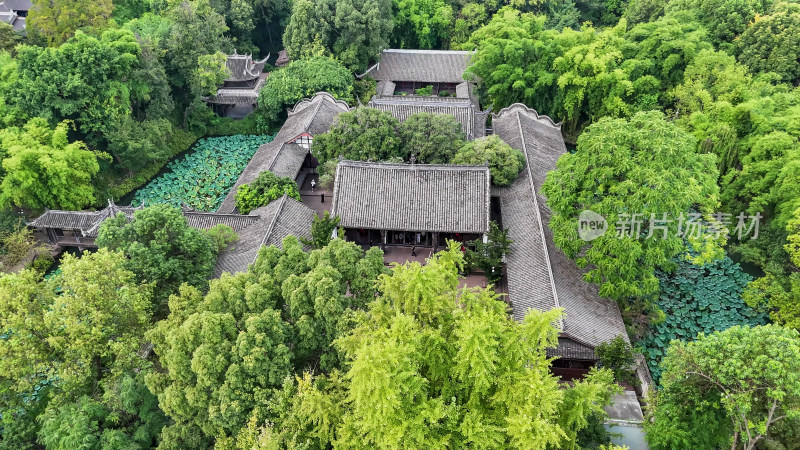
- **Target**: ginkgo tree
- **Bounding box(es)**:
[233,243,623,449]
[0,118,103,211]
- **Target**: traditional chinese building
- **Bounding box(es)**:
[491,103,629,369]
[0,0,30,31]
[331,160,491,249]
[205,53,269,115]
[28,195,313,276]
[217,92,350,213]
[212,194,315,276]
[359,49,490,139]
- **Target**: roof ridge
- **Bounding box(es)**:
[338,160,489,170]
[382,49,473,55]
[515,111,562,324]
[494,103,561,130]
[252,194,288,266]
[266,142,289,172]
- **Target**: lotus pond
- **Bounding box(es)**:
[131,134,273,211]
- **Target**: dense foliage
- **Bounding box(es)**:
[452,135,526,186]
[0,249,159,448]
[146,236,386,444]
[0,118,103,210]
[282,0,392,71]
[467,221,512,283]
[0,0,799,445]
[542,111,721,307]
[234,170,301,214]
[96,204,224,314]
[256,56,354,128]
[312,107,404,169]
[398,112,465,163]
[240,244,620,448]
[132,134,272,211]
[646,325,800,450]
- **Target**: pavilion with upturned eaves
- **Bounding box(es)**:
[205,53,269,116]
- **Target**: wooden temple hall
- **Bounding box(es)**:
[330,160,492,249]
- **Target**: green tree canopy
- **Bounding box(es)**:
[624,13,713,104]
[312,106,403,170]
[0,118,102,210]
[282,0,393,71]
[96,204,220,314]
[11,30,141,144]
[163,0,231,114]
[0,250,162,449]
[452,135,525,186]
[398,112,465,164]
[665,0,775,53]
[256,56,353,128]
[146,236,386,444]
[191,51,230,98]
[255,244,620,448]
[234,171,301,214]
[646,325,800,450]
[465,9,659,134]
[392,0,453,49]
[466,221,513,283]
[29,0,113,46]
[301,211,341,249]
[738,1,800,83]
[0,23,19,54]
[744,207,800,330]
[542,111,721,304]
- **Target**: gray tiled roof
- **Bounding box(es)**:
[28,203,143,238]
[362,49,472,84]
[217,92,350,213]
[368,97,477,137]
[213,194,315,277]
[0,10,24,30]
[331,160,491,234]
[1,0,30,11]
[493,103,628,351]
[207,78,265,105]
[225,53,268,82]
[182,210,259,231]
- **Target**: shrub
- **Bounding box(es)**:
[415,85,433,96]
[595,336,638,386]
[466,221,512,283]
[234,171,301,214]
[0,225,36,267]
[452,135,526,186]
[29,250,54,274]
[312,107,403,169]
[205,224,238,253]
[398,112,465,164]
